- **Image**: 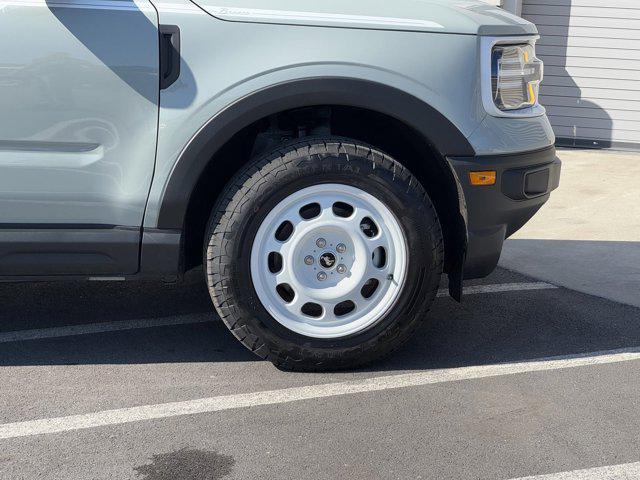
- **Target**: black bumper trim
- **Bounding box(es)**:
[448,146,561,279]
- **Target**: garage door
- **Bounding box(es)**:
[522,0,640,148]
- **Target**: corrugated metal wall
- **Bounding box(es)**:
[522,0,640,148]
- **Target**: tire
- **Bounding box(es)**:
[205,137,443,371]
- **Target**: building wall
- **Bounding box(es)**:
[518,0,640,149]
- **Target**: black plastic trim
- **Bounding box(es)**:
[0,226,184,282]
[0,223,122,230]
[0,227,140,276]
[502,162,559,201]
[452,145,557,166]
[139,228,183,281]
[155,77,475,229]
[159,25,180,90]
[448,145,561,279]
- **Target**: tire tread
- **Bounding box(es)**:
[204,137,443,371]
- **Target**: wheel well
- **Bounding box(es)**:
[182,105,466,274]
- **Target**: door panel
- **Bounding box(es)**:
[0,0,159,274]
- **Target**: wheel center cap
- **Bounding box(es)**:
[319,252,337,269]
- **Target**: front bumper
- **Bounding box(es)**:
[448,145,561,279]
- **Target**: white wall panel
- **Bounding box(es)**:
[523,0,640,146]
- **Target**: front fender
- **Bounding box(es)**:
[153,76,475,230]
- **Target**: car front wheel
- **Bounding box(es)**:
[205,137,443,371]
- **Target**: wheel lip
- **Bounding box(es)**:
[250,183,408,339]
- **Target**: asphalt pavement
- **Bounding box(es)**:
[2,148,639,480]
[1,265,639,480]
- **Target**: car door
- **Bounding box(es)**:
[0,0,159,276]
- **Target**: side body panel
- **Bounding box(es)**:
[188,0,538,36]
[0,0,160,275]
[468,114,555,156]
[145,0,485,228]
[144,1,555,286]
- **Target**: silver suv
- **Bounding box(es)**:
[1,0,560,370]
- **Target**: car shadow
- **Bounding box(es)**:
[0,267,639,369]
[500,239,640,310]
[375,284,640,373]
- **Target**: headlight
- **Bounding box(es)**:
[491,44,543,111]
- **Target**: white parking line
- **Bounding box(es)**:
[510,461,640,479]
[437,282,557,297]
[0,282,557,344]
[1,346,639,440]
[0,314,213,344]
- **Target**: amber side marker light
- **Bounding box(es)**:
[469,171,497,186]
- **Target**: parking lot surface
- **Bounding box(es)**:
[1,264,640,480]
[501,149,640,309]
[2,149,639,480]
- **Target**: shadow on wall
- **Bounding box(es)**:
[529,0,614,149]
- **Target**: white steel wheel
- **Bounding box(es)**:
[206,137,444,371]
[250,183,408,339]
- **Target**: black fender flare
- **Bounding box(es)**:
[155,77,475,230]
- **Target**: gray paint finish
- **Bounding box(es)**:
[523,0,640,146]
[145,0,486,227]
[0,0,555,277]
[191,0,537,35]
[0,0,160,226]
[143,0,553,227]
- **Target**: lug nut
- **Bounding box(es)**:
[316,238,327,248]
[336,264,347,274]
[336,243,347,254]
[304,255,315,266]
[317,272,327,281]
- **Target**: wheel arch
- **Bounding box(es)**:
[155,78,472,295]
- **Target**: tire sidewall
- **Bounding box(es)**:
[219,146,441,355]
